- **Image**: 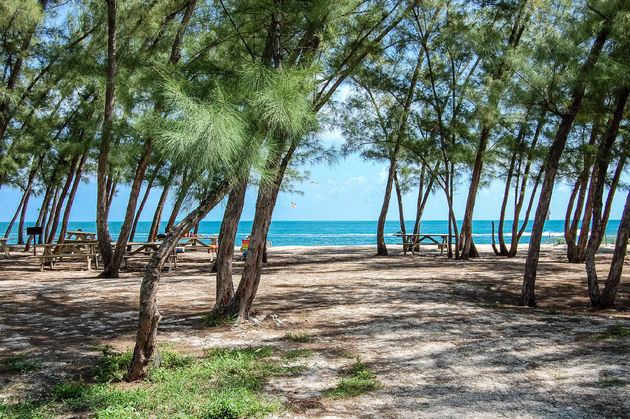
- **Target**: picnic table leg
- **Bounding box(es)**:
[87,255,92,271]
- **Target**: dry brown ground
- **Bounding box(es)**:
[1,244,629,418]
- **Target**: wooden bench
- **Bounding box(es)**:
[31,252,97,271]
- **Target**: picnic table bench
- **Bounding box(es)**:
[0,238,10,258]
[31,242,99,271]
[398,234,449,255]
[178,235,218,258]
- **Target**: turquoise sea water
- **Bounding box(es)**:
[0,220,622,246]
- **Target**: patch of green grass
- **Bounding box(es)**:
[0,400,52,418]
[5,346,293,418]
[282,349,312,360]
[51,382,88,400]
[324,359,381,399]
[544,308,560,315]
[554,375,569,381]
[2,354,42,373]
[598,377,626,387]
[284,331,312,343]
[202,313,238,327]
[591,323,630,340]
[91,347,133,383]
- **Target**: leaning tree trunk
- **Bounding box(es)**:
[508,169,542,257]
[148,171,175,241]
[46,155,79,244]
[596,156,625,249]
[225,146,289,319]
[26,182,53,251]
[125,179,231,382]
[520,19,612,307]
[584,87,629,308]
[57,150,88,244]
[96,0,117,268]
[211,180,248,316]
[377,155,398,256]
[3,155,43,239]
[129,170,156,242]
[17,191,31,244]
[496,151,517,256]
[394,171,406,236]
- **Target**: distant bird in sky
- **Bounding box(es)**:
[290,202,297,208]
[310,180,318,184]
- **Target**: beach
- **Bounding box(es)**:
[1,244,629,417]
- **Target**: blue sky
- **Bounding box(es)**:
[1,128,627,223]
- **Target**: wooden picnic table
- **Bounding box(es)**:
[398,233,450,255]
[178,235,218,256]
[66,230,97,241]
[0,238,10,258]
[32,242,99,271]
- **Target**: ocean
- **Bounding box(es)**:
[0,220,622,246]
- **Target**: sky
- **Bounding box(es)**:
[1,126,627,223]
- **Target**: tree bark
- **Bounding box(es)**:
[97,0,118,268]
[125,179,231,381]
[148,171,175,242]
[211,180,247,316]
[519,18,613,307]
[130,169,157,242]
[57,150,88,243]
[46,155,79,244]
[584,87,628,308]
[496,150,517,256]
[17,191,31,245]
[394,171,406,235]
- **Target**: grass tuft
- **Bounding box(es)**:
[544,308,560,315]
[2,354,42,373]
[598,377,626,387]
[91,347,133,383]
[202,313,238,327]
[284,331,312,343]
[591,323,630,340]
[282,349,312,360]
[324,358,381,398]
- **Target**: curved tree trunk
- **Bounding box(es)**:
[17,191,31,245]
[46,155,79,244]
[497,151,516,256]
[211,180,247,316]
[57,150,88,244]
[584,87,629,308]
[376,156,397,256]
[4,155,43,239]
[148,171,175,242]
[129,169,157,242]
[394,171,406,236]
[520,19,612,307]
[125,179,231,381]
[96,0,118,268]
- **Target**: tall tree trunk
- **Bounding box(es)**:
[27,178,55,250]
[125,179,231,382]
[519,19,613,307]
[584,87,629,308]
[394,171,406,235]
[17,191,31,245]
[44,186,60,243]
[508,111,545,257]
[496,151,517,256]
[57,150,88,243]
[376,52,423,255]
[46,155,79,244]
[166,170,190,233]
[566,120,600,262]
[226,145,289,319]
[597,156,625,248]
[148,172,175,242]
[97,0,117,268]
[130,169,157,242]
[211,180,248,316]
[104,0,197,278]
[376,155,398,256]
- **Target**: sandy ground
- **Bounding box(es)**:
[0,244,629,418]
